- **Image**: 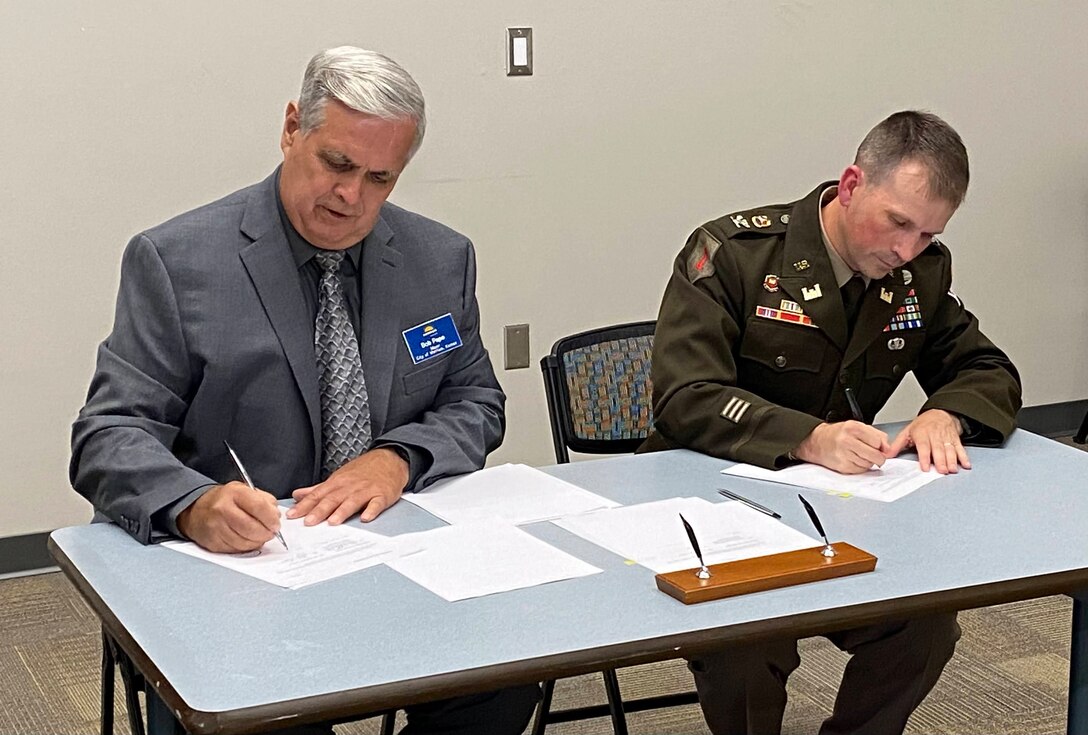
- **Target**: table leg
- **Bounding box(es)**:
[1069,590,1088,735]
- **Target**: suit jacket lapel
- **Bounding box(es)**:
[360,214,400,437]
[238,174,322,472]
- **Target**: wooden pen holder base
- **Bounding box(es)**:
[655,542,877,604]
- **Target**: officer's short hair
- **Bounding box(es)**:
[854,111,969,208]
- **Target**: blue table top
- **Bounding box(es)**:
[50,429,1088,733]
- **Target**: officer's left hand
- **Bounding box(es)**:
[886,409,970,475]
[287,447,408,525]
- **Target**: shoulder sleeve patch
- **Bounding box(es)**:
[686,228,722,283]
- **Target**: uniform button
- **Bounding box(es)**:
[893,364,902,376]
[838,372,848,384]
[774,355,787,368]
[826,410,839,422]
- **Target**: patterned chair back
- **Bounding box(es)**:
[540,321,656,463]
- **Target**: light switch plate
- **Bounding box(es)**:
[504,324,530,369]
[507,27,533,76]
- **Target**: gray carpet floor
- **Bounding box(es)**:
[3,438,1082,734]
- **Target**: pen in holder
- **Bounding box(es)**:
[798,494,836,557]
[678,514,711,579]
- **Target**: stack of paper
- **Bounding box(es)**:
[386,523,602,602]
[163,516,397,589]
[403,463,618,525]
[721,457,941,502]
[553,496,818,573]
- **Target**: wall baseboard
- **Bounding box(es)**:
[2,400,1084,578]
[0,531,55,577]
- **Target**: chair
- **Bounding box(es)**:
[535,320,698,735]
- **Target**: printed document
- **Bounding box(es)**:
[403,463,618,525]
[385,522,602,601]
[552,496,819,573]
[721,457,941,502]
[163,515,398,589]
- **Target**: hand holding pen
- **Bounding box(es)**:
[224,442,288,551]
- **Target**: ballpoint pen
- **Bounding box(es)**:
[797,493,836,558]
[678,513,711,579]
[224,441,288,551]
[717,488,782,519]
[844,386,865,422]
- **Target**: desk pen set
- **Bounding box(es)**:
[656,494,876,604]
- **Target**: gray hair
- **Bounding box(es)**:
[297,46,427,158]
[854,111,969,208]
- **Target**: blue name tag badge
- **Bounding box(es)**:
[402,313,463,365]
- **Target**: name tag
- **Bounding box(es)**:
[402,313,463,365]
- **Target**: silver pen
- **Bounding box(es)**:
[717,488,782,519]
[224,441,288,551]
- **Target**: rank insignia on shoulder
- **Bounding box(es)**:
[752,214,772,228]
[730,214,750,229]
[793,259,810,271]
[801,284,822,301]
[720,396,752,423]
[763,274,779,292]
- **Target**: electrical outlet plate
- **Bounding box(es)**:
[504,324,530,369]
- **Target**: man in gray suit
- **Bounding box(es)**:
[71,46,539,735]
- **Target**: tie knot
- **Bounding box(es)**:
[314,250,345,273]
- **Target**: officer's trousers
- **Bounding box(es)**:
[687,612,960,735]
[145,682,541,735]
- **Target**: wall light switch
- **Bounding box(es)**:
[507,27,533,76]
[504,323,531,369]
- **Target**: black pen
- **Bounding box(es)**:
[717,488,782,519]
[844,387,865,422]
[678,513,711,579]
[797,493,836,558]
[224,441,288,551]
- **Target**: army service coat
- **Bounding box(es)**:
[642,183,1022,468]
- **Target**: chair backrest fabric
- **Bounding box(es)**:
[540,320,655,463]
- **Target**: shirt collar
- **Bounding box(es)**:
[817,185,864,288]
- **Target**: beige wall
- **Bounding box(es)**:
[2,1,1086,538]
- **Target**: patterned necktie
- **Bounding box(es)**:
[314,251,371,477]
[841,275,867,336]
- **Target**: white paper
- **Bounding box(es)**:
[163,516,398,589]
[403,463,618,526]
[721,457,941,502]
[385,523,602,601]
[552,497,819,573]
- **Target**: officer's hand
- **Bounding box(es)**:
[288,447,408,525]
[177,482,282,553]
[793,421,890,474]
[887,409,970,475]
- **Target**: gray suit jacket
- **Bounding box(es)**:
[71,171,505,544]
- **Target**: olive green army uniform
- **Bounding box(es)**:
[641,183,1022,735]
